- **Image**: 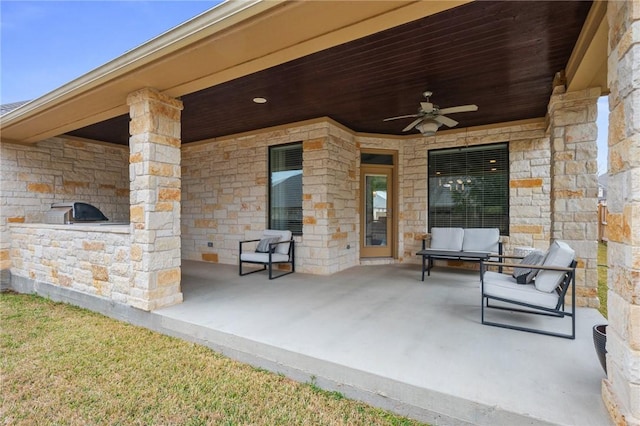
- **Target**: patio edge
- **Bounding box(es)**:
[6,275,566,426]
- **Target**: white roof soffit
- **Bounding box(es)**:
[0,0,470,144]
[565,0,608,93]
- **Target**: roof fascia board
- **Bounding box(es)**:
[565,0,608,93]
[0,0,280,127]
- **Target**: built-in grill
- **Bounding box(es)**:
[45,202,109,224]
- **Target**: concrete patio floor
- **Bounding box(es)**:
[152,260,611,426]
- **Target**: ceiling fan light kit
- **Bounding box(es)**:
[383,90,478,136]
[415,120,440,136]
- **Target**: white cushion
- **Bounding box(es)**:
[462,228,500,252]
[262,229,292,255]
[535,241,575,293]
[483,271,516,284]
[240,252,291,263]
[430,227,464,251]
[483,274,560,309]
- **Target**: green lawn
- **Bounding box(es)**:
[0,293,425,426]
[598,242,608,318]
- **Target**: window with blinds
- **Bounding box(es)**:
[428,143,509,235]
[269,143,303,234]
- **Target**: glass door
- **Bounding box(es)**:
[361,166,393,257]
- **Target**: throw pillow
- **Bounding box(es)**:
[512,250,546,284]
[255,236,280,253]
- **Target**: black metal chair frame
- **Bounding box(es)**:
[480,258,577,339]
[239,238,295,279]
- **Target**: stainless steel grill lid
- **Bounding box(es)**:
[45,202,108,224]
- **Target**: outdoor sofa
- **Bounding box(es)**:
[418,227,503,279]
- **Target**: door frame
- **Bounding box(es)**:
[359,149,398,258]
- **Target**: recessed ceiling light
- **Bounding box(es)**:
[253,97,267,104]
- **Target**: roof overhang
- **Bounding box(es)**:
[565,0,608,92]
[0,0,472,144]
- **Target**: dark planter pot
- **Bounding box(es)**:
[593,324,607,374]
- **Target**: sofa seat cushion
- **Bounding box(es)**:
[535,241,575,293]
[430,227,464,251]
[462,228,500,253]
[483,272,560,309]
[240,252,291,263]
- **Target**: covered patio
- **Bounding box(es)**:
[2,1,638,424]
[150,260,609,425]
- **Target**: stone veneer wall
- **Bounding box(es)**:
[303,124,358,274]
[9,224,131,303]
[182,118,586,289]
[547,86,600,308]
[182,120,360,274]
[127,88,183,311]
[383,121,554,261]
[602,1,640,424]
[1,115,599,308]
[0,137,129,285]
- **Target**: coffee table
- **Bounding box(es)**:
[416,249,491,281]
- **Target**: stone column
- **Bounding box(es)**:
[547,86,601,308]
[126,88,183,311]
[602,2,640,425]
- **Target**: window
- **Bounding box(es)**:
[269,143,303,234]
[428,143,509,234]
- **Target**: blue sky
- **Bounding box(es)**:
[1,1,219,103]
[1,0,608,175]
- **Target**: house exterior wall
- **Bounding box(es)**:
[602,1,640,423]
[302,125,359,274]
[180,116,596,306]
[358,122,554,264]
[181,120,360,274]
[2,113,597,307]
[0,137,129,286]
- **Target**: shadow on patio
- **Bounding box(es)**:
[154,260,611,426]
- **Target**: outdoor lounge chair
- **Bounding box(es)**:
[480,240,576,339]
[239,230,295,279]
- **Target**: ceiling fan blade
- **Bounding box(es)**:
[383,114,421,122]
[420,102,434,113]
[438,104,478,115]
[435,115,458,127]
[402,117,424,132]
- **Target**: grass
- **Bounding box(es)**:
[598,242,608,318]
[0,292,426,426]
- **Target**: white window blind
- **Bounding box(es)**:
[269,143,303,234]
[428,143,509,234]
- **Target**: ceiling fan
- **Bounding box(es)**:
[383,91,478,136]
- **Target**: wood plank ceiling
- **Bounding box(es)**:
[68,1,593,145]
